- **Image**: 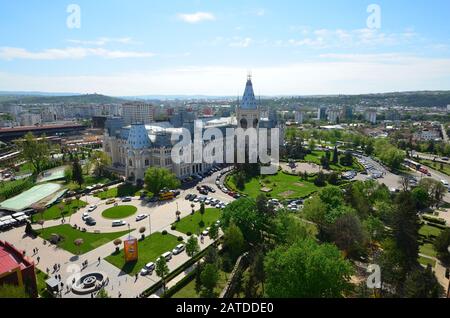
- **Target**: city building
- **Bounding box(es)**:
[122,102,155,125]
[365,109,377,124]
[317,106,327,121]
[294,110,304,124]
[327,108,341,124]
[19,113,41,126]
[103,75,284,183]
[343,106,353,120]
[0,240,37,298]
[414,128,441,141]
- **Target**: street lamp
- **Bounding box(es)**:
[148,213,151,236]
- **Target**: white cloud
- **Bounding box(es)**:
[0,47,155,60]
[66,37,140,46]
[177,12,216,24]
[229,37,252,48]
[2,54,450,95]
[255,9,266,16]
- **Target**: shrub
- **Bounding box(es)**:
[171,225,176,231]
[162,230,168,235]
[177,236,184,242]
[187,232,192,236]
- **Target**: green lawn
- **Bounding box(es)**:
[36,269,52,298]
[419,224,443,238]
[228,171,320,200]
[33,199,87,222]
[419,256,437,268]
[94,183,145,199]
[303,150,361,172]
[420,243,438,258]
[173,208,221,235]
[37,224,130,255]
[105,232,179,276]
[102,205,137,219]
[172,270,230,298]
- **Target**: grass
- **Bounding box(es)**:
[228,171,320,200]
[37,224,130,255]
[102,205,137,219]
[94,183,145,199]
[105,232,179,276]
[171,270,230,298]
[36,269,52,298]
[419,224,443,238]
[173,208,222,235]
[418,159,450,176]
[32,199,87,222]
[420,243,438,258]
[303,150,361,172]
[419,256,437,268]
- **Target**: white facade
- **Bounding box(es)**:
[365,109,377,124]
[294,111,304,124]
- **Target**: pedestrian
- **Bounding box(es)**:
[98,256,101,264]
[37,256,41,263]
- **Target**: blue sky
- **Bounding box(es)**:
[0,0,450,96]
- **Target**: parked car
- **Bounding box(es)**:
[185,194,192,200]
[112,220,127,227]
[122,197,132,202]
[82,213,90,221]
[85,217,97,226]
[161,252,173,261]
[106,198,116,205]
[140,262,155,276]
[172,244,185,255]
[87,205,97,212]
[136,214,149,222]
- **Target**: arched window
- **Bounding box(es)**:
[253,118,259,128]
[240,118,248,129]
[129,159,133,167]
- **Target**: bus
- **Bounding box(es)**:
[404,159,429,175]
[159,190,175,201]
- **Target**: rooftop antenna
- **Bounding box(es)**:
[247,70,252,81]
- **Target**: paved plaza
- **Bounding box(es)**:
[2,170,232,298]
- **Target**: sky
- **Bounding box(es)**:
[1,0,450,96]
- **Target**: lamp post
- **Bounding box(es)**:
[148,213,151,236]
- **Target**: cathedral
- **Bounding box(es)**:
[102,75,284,184]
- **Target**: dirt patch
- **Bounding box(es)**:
[279,190,295,198]
[294,183,305,187]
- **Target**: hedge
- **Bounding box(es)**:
[163,268,198,298]
[422,215,447,226]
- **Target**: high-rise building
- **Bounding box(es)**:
[327,108,341,124]
[343,106,353,120]
[317,106,327,120]
[365,109,377,124]
[122,102,154,125]
[294,110,304,124]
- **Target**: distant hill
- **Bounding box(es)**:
[0,93,128,105]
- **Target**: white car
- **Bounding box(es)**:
[136,214,149,222]
[441,180,449,186]
[202,227,211,236]
[87,205,97,212]
[161,252,173,261]
[140,262,155,276]
[172,244,185,255]
[112,220,127,227]
[82,213,90,221]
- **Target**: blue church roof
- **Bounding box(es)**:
[240,75,258,110]
[127,123,152,149]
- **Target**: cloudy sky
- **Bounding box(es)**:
[1,0,450,96]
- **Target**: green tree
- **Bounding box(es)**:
[314,171,327,187]
[96,288,110,298]
[332,147,339,164]
[200,264,219,298]
[186,235,200,258]
[330,214,367,257]
[264,239,354,298]
[90,151,112,177]
[404,266,445,298]
[222,222,245,263]
[434,228,450,265]
[411,186,430,210]
[17,132,51,174]
[156,256,170,294]
[208,223,219,242]
[144,167,181,196]
[71,158,84,187]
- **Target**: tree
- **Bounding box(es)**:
[17,132,50,174]
[314,171,327,187]
[340,152,353,167]
[234,172,246,190]
[222,222,245,263]
[71,158,84,187]
[391,191,420,270]
[74,238,84,255]
[113,239,122,252]
[186,235,200,258]
[199,203,206,224]
[139,227,146,240]
[411,186,430,210]
[209,223,219,242]
[96,288,111,298]
[434,228,450,265]
[200,264,219,298]
[332,147,339,164]
[144,167,180,196]
[264,238,353,298]
[330,214,367,257]
[156,256,170,294]
[404,266,445,298]
[327,172,339,185]
[90,151,111,177]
